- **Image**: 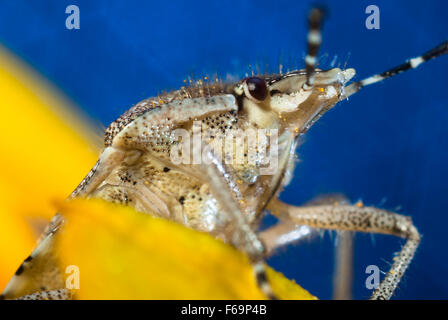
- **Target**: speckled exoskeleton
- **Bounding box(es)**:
[2,8,447,300]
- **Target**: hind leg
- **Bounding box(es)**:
[267,198,420,300]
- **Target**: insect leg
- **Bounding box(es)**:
[70,146,126,198]
[260,221,354,299]
[344,41,448,98]
[300,193,354,300]
[198,145,277,299]
[267,198,420,300]
[1,147,126,299]
[332,230,354,300]
[303,7,325,90]
[1,231,65,299]
[259,220,315,255]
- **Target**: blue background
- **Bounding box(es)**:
[0,0,446,299]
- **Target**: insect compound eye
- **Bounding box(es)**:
[243,77,268,102]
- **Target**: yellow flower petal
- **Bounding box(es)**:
[55,199,316,300]
[0,46,99,290]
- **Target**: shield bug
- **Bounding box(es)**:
[2,7,447,300]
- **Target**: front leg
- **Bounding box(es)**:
[259,194,354,299]
[267,198,421,300]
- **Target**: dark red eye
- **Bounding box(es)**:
[245,77,268,101]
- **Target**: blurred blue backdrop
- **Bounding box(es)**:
[0,0,446,299]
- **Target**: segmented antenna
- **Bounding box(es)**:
[303,7,325,90]
[344,40,448,98]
